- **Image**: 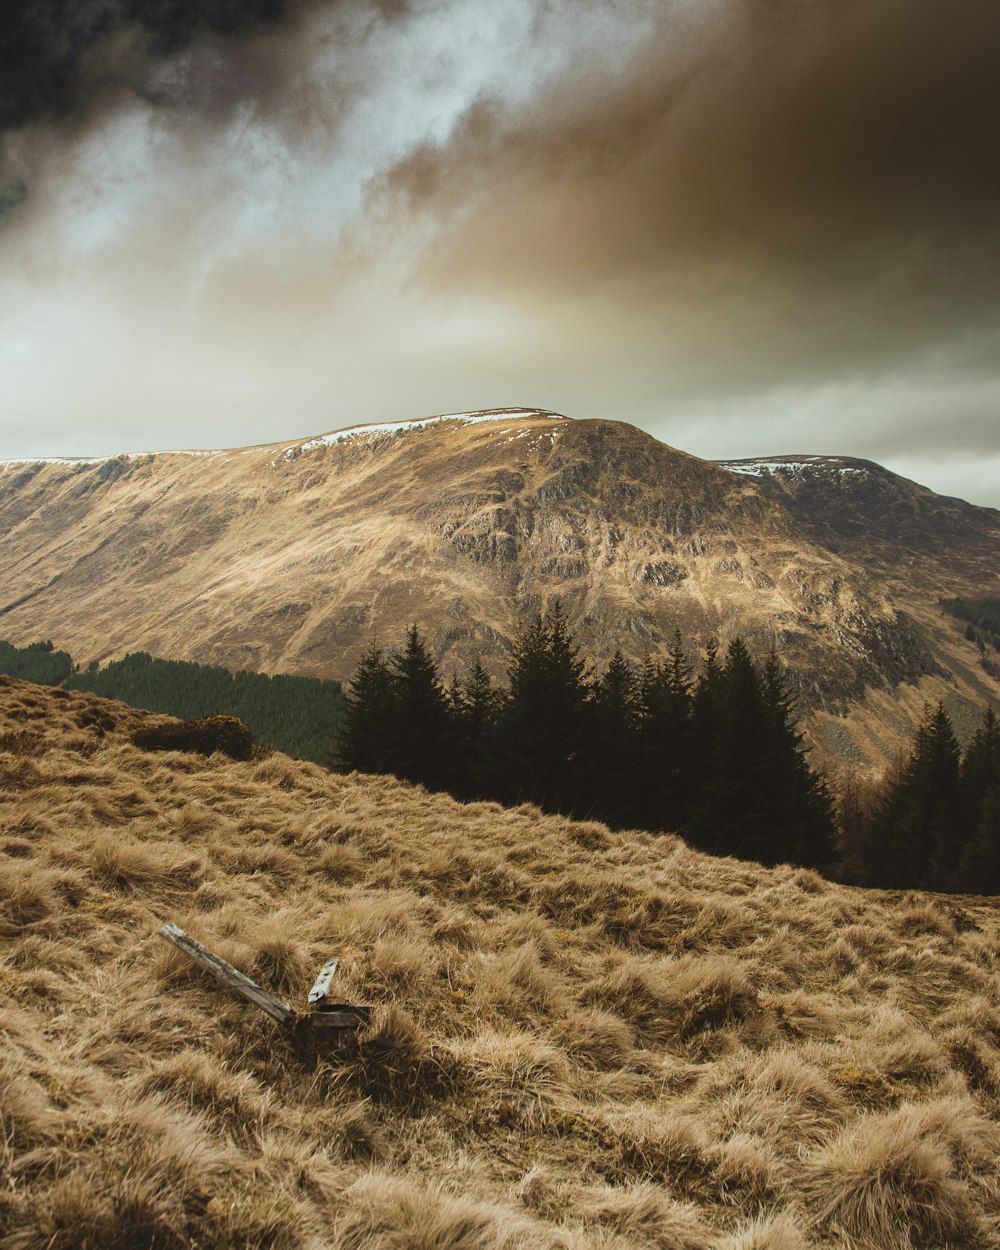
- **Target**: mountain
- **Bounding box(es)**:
[1,408,998,773]
[3,676,1000,1249]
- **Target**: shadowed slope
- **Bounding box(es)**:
[2,677,1000,1248]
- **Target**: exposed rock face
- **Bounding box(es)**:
[1,409,998,772]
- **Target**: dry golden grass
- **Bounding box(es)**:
[1,674,1000,1249]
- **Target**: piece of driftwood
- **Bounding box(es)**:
[157,924,371,1035]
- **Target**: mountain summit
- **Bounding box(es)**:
[1,409,997,771]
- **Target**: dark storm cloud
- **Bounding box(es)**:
[368,0,1000,373]
[1,0,999,509]
[0,0,414,151]
[0,1,290,132]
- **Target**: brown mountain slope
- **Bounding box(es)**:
[1,409,998,773]
[3,676,1000,1249]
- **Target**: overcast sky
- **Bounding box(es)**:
[1,0,999,507]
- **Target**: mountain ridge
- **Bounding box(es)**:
[1,409,997,773]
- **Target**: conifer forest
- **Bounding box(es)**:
[335,608,1000,893]
[3,623,998,893]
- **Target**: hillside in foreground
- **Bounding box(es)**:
[2,677,1000,1250]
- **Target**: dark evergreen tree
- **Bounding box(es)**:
[959,786,1000,894]
[954,706,1000,891]
[689,637,721,772]
[583,650,640,826]
[334,640,394,775]
[758,648,838,870]
[957,707,1000,826]
[496,601,589,813]
[636,632,694,832]
[687,640,836,869]
[384,625,453,790]
[836,771,874,885]
[865,703,961,889]
[688,638,773,861]
[452,659,502,800]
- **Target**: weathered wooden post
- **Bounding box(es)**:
[157,924,371,1036]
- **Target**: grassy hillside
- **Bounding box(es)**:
[2,676,1000,1249]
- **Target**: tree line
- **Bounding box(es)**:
[334,606,839,873]
[6,627,998,892]
[67,652,344,765]
[0,641,344,765]
[840,702,1000,894]
[0,639,73,686]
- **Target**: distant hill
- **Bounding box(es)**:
[2,676,999,1249]
[1,408,998,772]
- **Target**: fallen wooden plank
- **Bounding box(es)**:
[158,923,296,1026]
[308,956,340,1004]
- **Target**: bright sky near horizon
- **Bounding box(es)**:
[1,1,999,508]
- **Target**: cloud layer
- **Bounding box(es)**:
[1,0,999,507]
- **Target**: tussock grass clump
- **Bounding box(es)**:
[333,1172,533,1250]
[0,863,55,936]
[247,917,310,995]
[577,1183,712,1249]
[548,1006,636,1070]
[134,1049,275,1135]
[2,677,1000,1250]
[596,1106,715,1191]
[713,1210,809,1250]
[801,1096,994,1248]
[87,832,205,894]
[583,953,761,1051]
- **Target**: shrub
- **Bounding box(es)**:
[132,716,256,761]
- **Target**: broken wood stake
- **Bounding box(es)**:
[158,923,296,1025]
[308,956,341,1004]
[157,924,371,1035]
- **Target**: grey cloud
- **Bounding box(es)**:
[1,0,999,512]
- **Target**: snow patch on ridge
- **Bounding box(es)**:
[268,408,566,462]
[0,448,224,470]
[289,408,567,457]
[718,456,869,481]
[0,409,567,471]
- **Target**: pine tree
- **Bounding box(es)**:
[690,637,721,774]
[583,650,640,826]
[452,659,501,800]
[954,706,1000,891]
[959,786,1000,894]
[688,640,836,869]
[866,703,961,889]
[335,640,393,774]
[496,601,589,813]
[758,648,838,870]
[688,638,772,861]
[385,625,453,790]
[636,632,693,832]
